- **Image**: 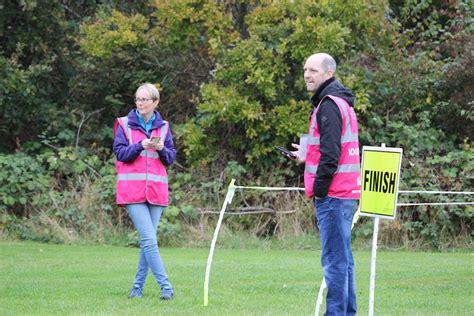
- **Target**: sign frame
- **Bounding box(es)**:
[359,145,403,220]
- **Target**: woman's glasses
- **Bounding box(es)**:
[135,98,153,104]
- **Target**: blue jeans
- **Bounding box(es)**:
[315,197,357,316]
[126,203,173,292]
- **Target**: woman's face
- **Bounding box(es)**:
[135,88,159,118]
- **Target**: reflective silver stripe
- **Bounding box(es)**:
[305,163,360,174]
[309,111,317,134]
[160,121,168,140]
[339,99,351,128]
[341,132,358,143]
[337,100,357,144]
[140,151,159,158]
[148,174,168,183]
[308,135,320,145]
[117,173,168,183]
[120,117,133,145]
[337,164,360,173]
[305,165,318,174]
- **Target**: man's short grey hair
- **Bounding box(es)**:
[136,83,160,100]
[321,54,337,73]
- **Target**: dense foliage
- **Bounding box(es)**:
[1,0,472,249]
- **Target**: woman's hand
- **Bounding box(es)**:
[154,140,164,151]
[142,138,164,151]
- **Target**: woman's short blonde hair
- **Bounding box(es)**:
[136,83,160,101]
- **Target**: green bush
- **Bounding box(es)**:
[1,0,472,249]
[0,151,127,243]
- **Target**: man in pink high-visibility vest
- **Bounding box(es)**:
[292,53,361,316]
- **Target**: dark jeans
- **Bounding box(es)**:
[315,197,357,316]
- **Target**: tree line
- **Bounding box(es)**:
[1,0,472,248]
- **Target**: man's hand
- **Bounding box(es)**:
[291,143,305,164]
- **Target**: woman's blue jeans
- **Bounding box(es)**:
[126,203,172,292]
[315,197,357,316]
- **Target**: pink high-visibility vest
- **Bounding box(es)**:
[115,116,169,206]
[304,95,361,199]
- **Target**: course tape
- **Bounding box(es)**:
[397,202,474,206]
[233,185,473,206]
[235,185,473,195]
[399,190,474,195]
[234,185,304,191]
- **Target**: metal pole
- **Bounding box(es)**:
[369,217,380,316]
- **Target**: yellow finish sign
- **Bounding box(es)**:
[360,146,403,219]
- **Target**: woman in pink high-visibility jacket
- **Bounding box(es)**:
[113,83,176,301]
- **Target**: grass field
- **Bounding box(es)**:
[1,241,472,315]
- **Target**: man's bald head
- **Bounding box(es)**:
[306,53,337,73]
[303,53,337,93]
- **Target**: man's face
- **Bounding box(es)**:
[304,56,330,93]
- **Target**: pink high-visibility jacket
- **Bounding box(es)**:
[115,116,169,206]
[304,95,361,199]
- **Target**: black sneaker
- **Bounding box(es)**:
[129,287,143,299]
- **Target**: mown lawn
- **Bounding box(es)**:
[0,241,472,315]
